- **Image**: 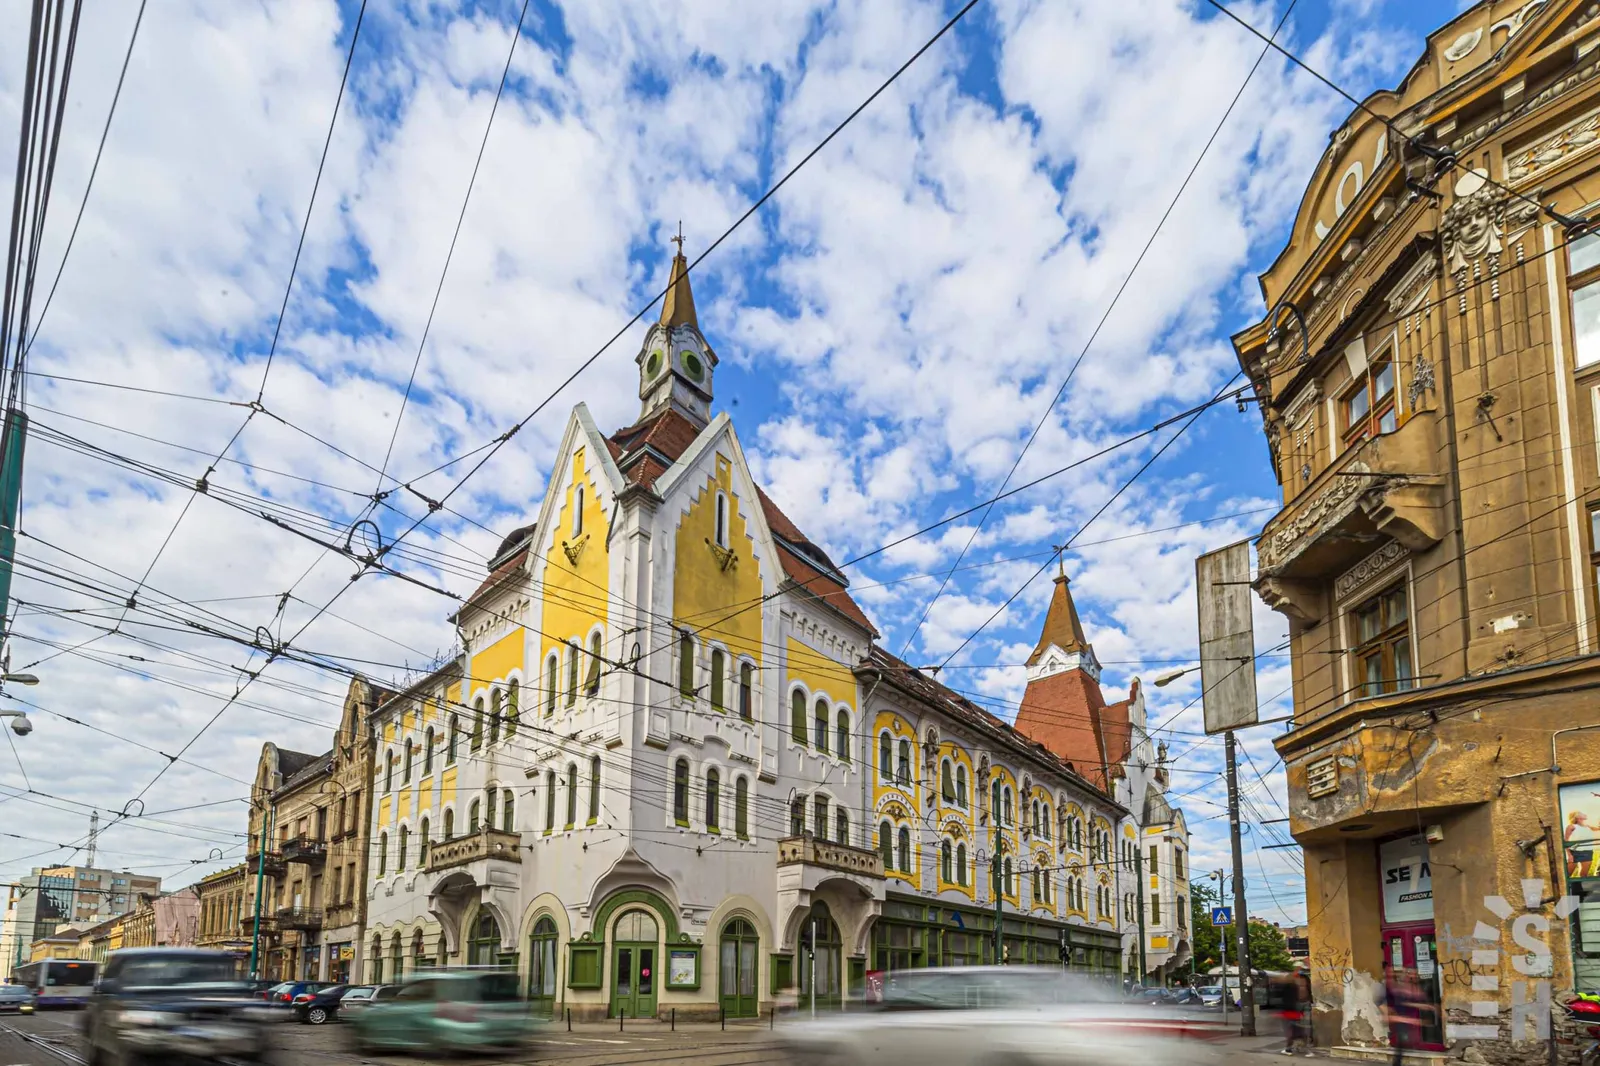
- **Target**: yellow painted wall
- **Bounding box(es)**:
[417,775,433,813]
[538,448,610,690]
[398,786,412,824]
[383,722,395,744]
[378,795,392,827]
[673,454,763,667]
[871,710,916,806]
[440,765,457,811]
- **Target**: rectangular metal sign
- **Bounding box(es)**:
[1195,539,1259,734]
[1211,906,1233,927]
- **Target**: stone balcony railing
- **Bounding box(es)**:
[776,834,885,879]
[1255,408,1446,624]
[280,837,327,866]
[424,829,522,874]
[275,906,323,931]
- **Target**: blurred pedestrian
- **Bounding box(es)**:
[1384,968,1422,1066]
[1279,969,1311,1054]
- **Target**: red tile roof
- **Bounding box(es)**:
[1015,669,1112,790]
[610,407,703,488]
[463,546,527,613]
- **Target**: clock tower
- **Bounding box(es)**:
[636,232,717,430]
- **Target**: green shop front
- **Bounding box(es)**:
[870,894,1120,977]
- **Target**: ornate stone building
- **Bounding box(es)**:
[1233,1,1600,1058]
[195,864,250,955]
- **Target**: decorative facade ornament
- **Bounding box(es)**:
[1490,0,1548,43]
[561,533,588,566]
[1440,172,1539,313]
[1408,353,1437,409]
[1443,27,1483,62]
[1334,541,1408,600]
[1259,472,1376,572]
[1505,107,1600,184]
[705,539,737,572]
[1385,254,1440,314]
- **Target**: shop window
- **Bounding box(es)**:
[1561,782,1600,990]
[1351,581,1414,698]
[1570,232,1600,369]
[1341,354,1398,447]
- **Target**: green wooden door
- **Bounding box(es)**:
[528,917,559,1018]
[609,910,659,1020]
[719,918,759,1018]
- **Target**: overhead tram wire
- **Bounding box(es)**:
[896,0,1301,660]
[20,0,146,356]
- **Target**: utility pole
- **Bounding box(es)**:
[1134,841,1147,986]
[248,802,274,980]
[1225,730,1255,1036]
[992,824,1004,965]
[1218,871,1228,1026]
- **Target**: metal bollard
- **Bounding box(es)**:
[671,1007,676,1031]
[566,1008,571,1032]
[720,1004,725,1031]
[620,1008,625,1031]
[770,1006,775,1029]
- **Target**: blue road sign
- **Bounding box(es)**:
[1210,906,1233,927]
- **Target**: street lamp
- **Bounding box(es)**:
[1153,665,1197,688]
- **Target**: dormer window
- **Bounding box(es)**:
[1341,356,1397,446]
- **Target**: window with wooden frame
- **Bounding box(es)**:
[1588,506,1600,622]
[1340,354,1398,446]
[1351,581,1414,698]
[1569,232,1600,369]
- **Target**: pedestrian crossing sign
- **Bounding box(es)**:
[1210,906,1233,926]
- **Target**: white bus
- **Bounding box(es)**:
[13,959,99,1007]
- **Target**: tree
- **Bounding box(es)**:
[1188,877,1295,973]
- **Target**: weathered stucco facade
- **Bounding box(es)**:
[1233,2,1600,1060]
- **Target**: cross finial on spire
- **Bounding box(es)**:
[671,221,685,256]
[1052,546,1067,580]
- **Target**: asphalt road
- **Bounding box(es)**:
[0,1007,1291,1065]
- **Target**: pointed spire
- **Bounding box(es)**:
[1026,571,1090,667]
[660,222,698,330]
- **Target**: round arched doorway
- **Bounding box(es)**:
[468,911,502,966]
[719,917,759,1018]
[528,916,559,1017]
[797,901,841,1009]
[609,909,659,1020]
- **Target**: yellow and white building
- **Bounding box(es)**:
[363,250,1131,1018]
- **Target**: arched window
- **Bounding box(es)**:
[565,763,578,828]
[678,630,695,697]
[878,820,893,869]
[572,484,584,536]
[488,689,502,745]
[403,740,414,783]
[896,826,911,873]
[588,755,601,823]
[419,816,430,863]
[545,653,559,717]
[790,797,805,837]
[391,930,403,978]
[565,641,579,707]
[471,699,484,752]
[469,911,502,966]
[673,758,690,825]
[835,710,850,763]
[377,831,388,876]
[738,662,753,720]
[956,765,968,808]
[896,739,911,784]
[789,689,807,744]
[1003,857,1013,896]
[735,777,749,839]
[705,768,720,831]
[940,840,953,883]
[384,751,396,792]
[443,808,454,841]
[814,698,829,754]
[448,716,459,764]
[502,789,514,832]
[1042,804,1052,842]
[484,785,496,830]
[1002,787,1014,826]
[468,799,481,834]
[423,728,435,776]
[940,760,954,803]
[813,794,829,839]
[991,778,1002,819]
[709,649,726,711]
[956,842,968,887]
[878,732,892,779]
[398,826,409,871]
[1031,866,1040,902]
[835,807,849,846]
[506,681,519,736]
[544,770,556,832]
[411,928,426,969]
[586,631,602,696]
[714,491,728,547]
[372,934,384,982]
[1030,800,1039,834]
[530,916,559,1006]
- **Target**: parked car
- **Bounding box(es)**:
[0,984,34,1014]
[292,984,348,1025]
[261,980,335,1011]
[349,970,536,1055]
[335,984,399,1019]
[1131,987,1174,1006]
[83,948,272,1066]
[781,967,1231,1066]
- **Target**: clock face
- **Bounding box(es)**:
[645,349,664,378]
[680,350,704,383]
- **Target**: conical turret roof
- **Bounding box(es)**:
[1026,573,1090,666]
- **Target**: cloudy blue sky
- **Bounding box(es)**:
[0,0,1466,927]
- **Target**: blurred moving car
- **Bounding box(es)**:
[292,984,348,1025]
[83,948,272,1066]
[780,967,1230,1066]
[0,984,34,1014]
[336,984,399,1020]
[350,970,536,1055]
